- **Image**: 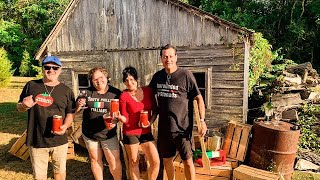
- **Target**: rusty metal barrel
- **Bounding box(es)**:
[249,121,300,180]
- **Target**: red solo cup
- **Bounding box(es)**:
[140,110,149,128]
[103,114,113,130]
[110,99,119,114]
[52,115,63,132]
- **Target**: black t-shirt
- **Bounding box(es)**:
[149,68,201,134]
[19,79,76,148]
[81,86,121,140]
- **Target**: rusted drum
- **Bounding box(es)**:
[249,121,300,180]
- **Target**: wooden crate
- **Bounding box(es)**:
[222,121,252,162]
[233,165,281,180]
[9,130,30,160]
[9,130,75,160]
[67,140,75,160]
[170,153,231,180]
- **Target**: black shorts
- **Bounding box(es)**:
[157,132,194,160]
[123,133,155,145]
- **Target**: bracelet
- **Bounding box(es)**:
[21,103,30,110]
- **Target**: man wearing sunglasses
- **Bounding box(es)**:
[17,56,76,180]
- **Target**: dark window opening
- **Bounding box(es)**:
[193,72,206,103]
[78,74,89,87]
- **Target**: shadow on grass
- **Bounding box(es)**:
[0,102,27,135]
[0,137,33,176]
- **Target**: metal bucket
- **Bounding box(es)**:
[249,121,300,180]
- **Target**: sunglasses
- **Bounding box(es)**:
[43,65,60,71]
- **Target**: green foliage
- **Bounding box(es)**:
[298,104,320,153]
[195,0,320,71]
[32,64,43,79]
[0,48,14,87]
[0,0,70,76]
[19,50,34,77]
[248,33,276,95]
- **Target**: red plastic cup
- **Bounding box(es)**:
[140,110,149,128]
[103,114,113,130]
[110,99,119,114]
[52,115,62,132]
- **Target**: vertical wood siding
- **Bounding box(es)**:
[49,0,243,52]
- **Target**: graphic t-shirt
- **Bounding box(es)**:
[149,68,201,134]
[81,86,121,140]
[19,79,76,148]
[119,87,154,135]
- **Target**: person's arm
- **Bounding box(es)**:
[195,94,207,137]
[149,90,158,124]
[118,94,128,124]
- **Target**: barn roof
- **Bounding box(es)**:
[35,0,254,60]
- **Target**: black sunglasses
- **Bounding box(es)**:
[43,65,60,71]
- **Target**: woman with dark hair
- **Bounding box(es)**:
[75,67,122,180]
[118,66,160,180]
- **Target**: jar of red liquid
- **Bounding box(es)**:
[140,110,149,128]
[103,114,113,130]
[110,99,119,115]
[52,115,62,132]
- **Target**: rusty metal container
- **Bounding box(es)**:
[249,121,300,180]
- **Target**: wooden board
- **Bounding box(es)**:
[67,140,75,160]
[8,130,29,160]
[233,165,280,180]
[222,121,252,161]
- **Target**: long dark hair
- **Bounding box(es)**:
[122,66,138,82]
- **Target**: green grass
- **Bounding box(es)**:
[0,102,28,135]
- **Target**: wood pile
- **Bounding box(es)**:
[270,62,320,122]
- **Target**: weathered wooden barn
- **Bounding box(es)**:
[35,0,254,128]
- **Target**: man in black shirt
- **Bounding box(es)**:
[149,44,207,180]
[17,56,75,180]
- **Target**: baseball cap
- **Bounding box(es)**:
[42,56,62,66]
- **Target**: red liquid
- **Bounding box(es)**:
[110,99,119,114]
[103,114,113,130]
[52,115,62,132]
[140,110,149,127]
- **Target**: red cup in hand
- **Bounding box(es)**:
[140,110,150,128]
[110,99,119,115]
[52,115,62,132]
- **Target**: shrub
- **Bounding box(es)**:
[0,47,14,87]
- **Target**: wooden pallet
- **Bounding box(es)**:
[222,121,252,162]
[8,130,29,160]
[233,165,281,180]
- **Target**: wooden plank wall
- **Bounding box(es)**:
[49,0,243,53]
[178,45,244,126]
[57,44,244,128]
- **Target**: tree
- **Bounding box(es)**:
[19,49,34,77]
[0,47,14,87]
